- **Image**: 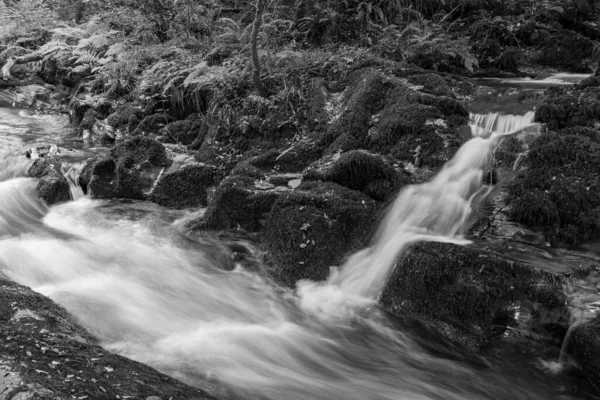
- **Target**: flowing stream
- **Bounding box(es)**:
[0,102,595,399]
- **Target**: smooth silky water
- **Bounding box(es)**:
[0,104,595,400]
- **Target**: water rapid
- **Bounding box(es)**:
[0,107,574,400]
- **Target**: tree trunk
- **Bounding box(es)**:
[251,0,268,97]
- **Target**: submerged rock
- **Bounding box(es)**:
[26,157,70,205]
[381,242,568,349]
[263,181,379,287]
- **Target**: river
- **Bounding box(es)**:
[0,77,598,399]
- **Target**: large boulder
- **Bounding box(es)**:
[381,242,568,349]
[507,127,600,246]
[159,115,205,146]
[84,137,172,200]
[190,174,282,232]
[263,181,380,287]
[149,164,216,209]
[26,158,70,205]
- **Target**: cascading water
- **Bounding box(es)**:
[0,106,577,400]
[299,113,538,301]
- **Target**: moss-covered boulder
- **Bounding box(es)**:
[319,69,390,153]
[131,113,174,136]
[381,242,568,349]
[507,129,600,246]
[149,164,215,209]
[536,86,600,130]
[263,181,379,287]
[304,150,411,201]
[570,315,600,384]
[536,30,593,72]
[106,104,145,135]
[26,158,70,205]
[159,115,205,146]
[190,174,281,232]
[85,137,172,200]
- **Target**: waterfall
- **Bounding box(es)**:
[469,111,536,136]
[306,112,540,300]
[61,162,85,201]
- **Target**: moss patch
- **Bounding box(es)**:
[304,150,411,201]
[263,181,379,287]
[381,242,567,349]
[149,165,215,209]
[191,175,280,232]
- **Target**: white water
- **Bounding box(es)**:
[299,113,538,302]
[0,108,561,400]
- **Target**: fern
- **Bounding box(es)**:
[39,39,73,56]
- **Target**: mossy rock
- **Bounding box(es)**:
[109,136,172,168]
[26,158,70,205]
[247,143,322,173]
[319,69,390,153]
[536,30,593,72]
[506,129,600,246]
[159,115,205,146]
[131,113,174,136]
[149,165,216,209]
[106,104,145,134]
[230,162,265,179]
[381,242,568,349]
[263,181,379,287]
[407,74,453,97]
[87,137,171,200]
[305,150,411,201]
[536,87,600,130]
[191,175,280,232]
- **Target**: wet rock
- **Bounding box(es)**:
[570,315,600,384]
[26,158,70,205]
[0,83,53,108]
[0,277,215,400]
[304,150,411,201]
[190,174,281,232]
[263,181,379,287]
[149,164,216,209]
[86,137,172,200]
[24,144,60,160]
[381,242,568,349]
